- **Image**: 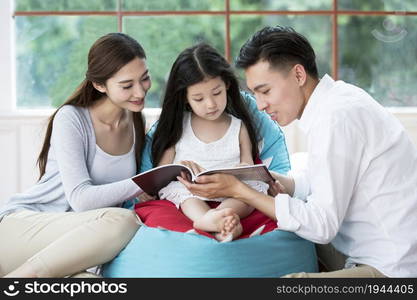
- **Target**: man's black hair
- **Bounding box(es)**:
[236,25,319,78]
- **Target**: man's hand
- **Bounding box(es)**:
[177,173,245,199]
[269,171,294,197]
[178,173,278,221]
[267,180,286,197]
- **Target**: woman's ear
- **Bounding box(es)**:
[92,82,106,93]
[226,81,230,90]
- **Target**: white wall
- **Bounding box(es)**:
[0,109,416,207]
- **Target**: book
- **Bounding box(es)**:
[132,163,275,196]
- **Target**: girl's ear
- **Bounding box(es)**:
[92,82,107,93]
[185,101,192,111]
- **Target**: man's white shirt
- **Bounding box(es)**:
[275,74,417,277]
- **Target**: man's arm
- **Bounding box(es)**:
[177,174,277,221]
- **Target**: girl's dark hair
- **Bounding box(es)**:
[236,25,319,78]
[37,33,147,179]
[152,43,259,167]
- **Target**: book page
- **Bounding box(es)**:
[132,164,192,196]
[196,164,274,183]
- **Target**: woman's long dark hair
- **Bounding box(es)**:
[37,33,147,179]
[152,43,259,167]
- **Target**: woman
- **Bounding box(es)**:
[0,33,150,277]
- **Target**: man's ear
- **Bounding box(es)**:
[293,64,307,87]
[92,82,106,93]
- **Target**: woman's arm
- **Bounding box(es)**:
[52,106,142,211]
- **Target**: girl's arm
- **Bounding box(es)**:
[239,123,254,165]
[158,146,176,166]
[159,145,204,176]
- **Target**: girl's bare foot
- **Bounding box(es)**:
[215,214,243,242]
[222,214,239,234]
[193,208,235,233]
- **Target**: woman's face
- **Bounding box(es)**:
[95,57,151,112]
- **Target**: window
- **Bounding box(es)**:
[11,0,417,108]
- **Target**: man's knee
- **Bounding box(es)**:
[281,272,309,278]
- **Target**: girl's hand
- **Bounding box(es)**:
[178,160,206,176]
[138,192,156,202]
[235,162,251,167]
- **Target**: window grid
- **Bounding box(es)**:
[13,0,417,80]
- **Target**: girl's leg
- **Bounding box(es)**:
[217,198,254,219]
[0,207,140,278]
[181,198,235,238]
[180,197,211,221]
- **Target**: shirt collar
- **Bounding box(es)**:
[298,74,335,133]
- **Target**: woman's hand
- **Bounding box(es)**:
[178,160,206,176]
[138,192,156,202]
[177,173,245,199]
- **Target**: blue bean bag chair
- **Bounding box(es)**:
[103,225,317,277]
[102,92,318,277]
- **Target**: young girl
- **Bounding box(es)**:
[152,43,268,241]
[0,33,151,277]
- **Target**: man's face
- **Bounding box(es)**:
[245,60,305,126]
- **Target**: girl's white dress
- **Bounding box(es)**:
[158,112,268,208]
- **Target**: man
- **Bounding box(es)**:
[178,26,417,277]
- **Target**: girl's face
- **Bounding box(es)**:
[186,76,227,121]
[94,57,151,112]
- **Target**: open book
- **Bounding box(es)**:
[132,163,275,196]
